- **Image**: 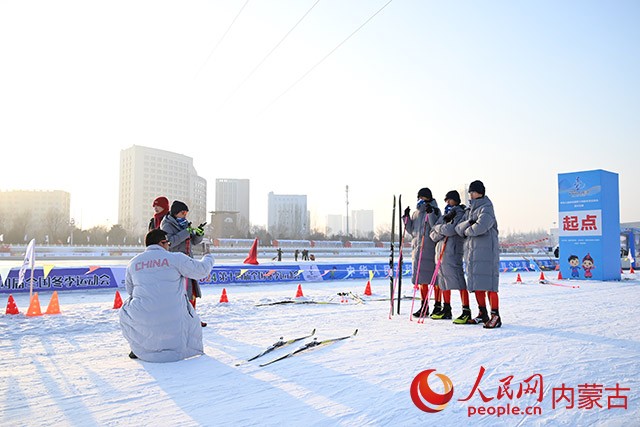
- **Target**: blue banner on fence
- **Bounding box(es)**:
[0,267,121,293]
[198,262,412,285]
[0,255,558,293]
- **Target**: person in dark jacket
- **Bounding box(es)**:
[403,187,440,318]
[149,196,170,231]
[429,190,470,322]
[455,180,501,328]
[160,200,207,327]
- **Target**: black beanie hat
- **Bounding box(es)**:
[417,187,432,199]
[170,200,189,216]
[444,190,461,204]
[468,180,485,195]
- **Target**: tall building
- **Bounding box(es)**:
[215,178,250,233]
[119,145,207,235]
[326,214,344,236]
[351,209,374,239]
[0,190,70,242]
[267,192,308,239]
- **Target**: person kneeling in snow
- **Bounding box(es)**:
[120,228,215,362]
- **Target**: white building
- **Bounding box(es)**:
[326,214,344,236]
[267,192,308,239]
[351,209,374,238]
[215,178,250,231]
[119,145,207,235]
[0,190,70,242]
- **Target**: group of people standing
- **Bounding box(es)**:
[404,180,501,329]
[119,196,212,362]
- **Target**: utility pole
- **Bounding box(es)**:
[345,185,349,237]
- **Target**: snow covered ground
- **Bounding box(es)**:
[1,271,639,426]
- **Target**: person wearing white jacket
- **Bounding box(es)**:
[119,229,215,362]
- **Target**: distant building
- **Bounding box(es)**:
[209,210,240,238]
[119,145,207,235]
[267,192,308,239]
[0,190,70,242]
[215,178,250,234]
[351,209,374,238]
[326,214,344,236]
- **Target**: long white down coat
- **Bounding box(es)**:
[119,246,215,362]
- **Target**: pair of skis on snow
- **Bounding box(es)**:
[236,329,358,367]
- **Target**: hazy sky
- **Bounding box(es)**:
[1,0,639,234]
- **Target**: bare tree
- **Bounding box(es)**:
[43,208,70,243]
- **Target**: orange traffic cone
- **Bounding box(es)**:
[515,273,523,284]
[112,290,123,309]
[557,271,563,280]
[364,280,372,296]
[219,288,229,303]
[630,266,636,274]
[5,294,19,315]
[243,238,259,265]
[26,293,43,317]
[45,291,61,315]
[539,272,546,282]
[295,284,304,298]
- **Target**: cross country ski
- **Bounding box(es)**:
[236,329,316,366]
[259,329,358,367]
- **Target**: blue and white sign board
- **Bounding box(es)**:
[558,169,620,281]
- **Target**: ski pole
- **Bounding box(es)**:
[417,237,448,324]
[390,215,408,318]
[389,195,396,317]
[397,196,405,315]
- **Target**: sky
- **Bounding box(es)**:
[1,0,639,234]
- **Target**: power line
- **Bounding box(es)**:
[196,0,251,78]
[260,0,394,114]
[222,0,322,108]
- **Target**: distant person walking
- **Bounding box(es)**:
[149,196,170,231]
[455,180,501,328]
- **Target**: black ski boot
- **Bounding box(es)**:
[413,299,429,318]
[453,306,472,324]
[430,302,443,319]
[467,306,489,324]
[431,303,452,320]
[128,351,138,359]
[484,309,502,329]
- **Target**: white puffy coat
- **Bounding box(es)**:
[119,246,214,362]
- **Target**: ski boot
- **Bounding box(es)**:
[484,310,502,329]
[453,306,472,324]
[413,300,429,318]
[431,303,452,320]
[467,306,489,324]
[430,302,443,319]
